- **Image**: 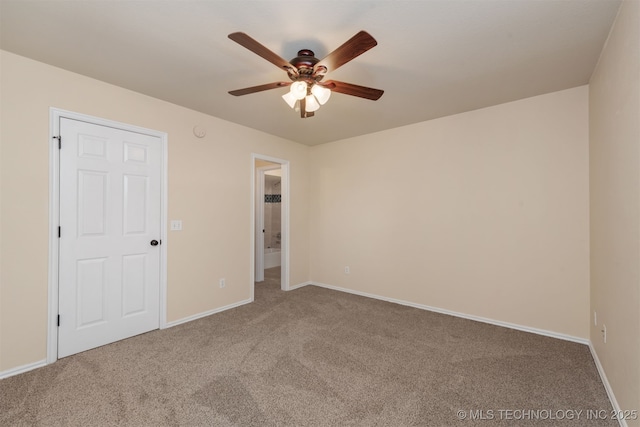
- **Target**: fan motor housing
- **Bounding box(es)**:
[291,49,318,73]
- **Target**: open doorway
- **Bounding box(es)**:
[252,155,289,300]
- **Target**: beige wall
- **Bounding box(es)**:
[0,50,311,371]
[589,0,640,422]
[3,22,635,420]
[309,86,590,339]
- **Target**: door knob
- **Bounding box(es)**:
[150,240,159,246]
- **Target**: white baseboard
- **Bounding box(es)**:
[164,281,312,328]
[1,298,254,379]
[310,282,633,424]
[1,283,623,427]
[0,359,47,380]
[311,281,589,345]
[589,343,627,427]
[164,298,252,329]
[288,281,311,291]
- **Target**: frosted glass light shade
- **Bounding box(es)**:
[311,84,331,105]
[305,94,320,112]
[281,91,297,109]
[290,81,307,100]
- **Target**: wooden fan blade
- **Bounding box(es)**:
[228,32,297,75]
[322,80,384,100]
[314,31,377,74]
[228,82,291,96]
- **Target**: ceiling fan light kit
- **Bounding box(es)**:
[281,91,298,109]
[311,84,331,105]
[228,31,384,118]
[289,81,308,100]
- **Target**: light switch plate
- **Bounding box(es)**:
[170,220,183,231]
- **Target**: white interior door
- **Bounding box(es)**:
[58,117,161,358]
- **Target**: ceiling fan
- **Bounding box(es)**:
[228,31,384,118]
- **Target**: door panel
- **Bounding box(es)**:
[122,253,147,316]
[76,257,107,327]
[123,174,148,234]
[78,171,108,236]
[58,117,161,358]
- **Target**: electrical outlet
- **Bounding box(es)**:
[602,324,607,343]
[219,278,226,288]
[344,266,350,274]
[170,220,183,231]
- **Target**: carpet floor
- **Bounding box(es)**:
[1,268,616,426]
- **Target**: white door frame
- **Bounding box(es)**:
[47,108,168,364]
[251,154,289,299]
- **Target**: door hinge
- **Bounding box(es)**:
[53,135,61,149]
[57,315,60,327]
[58,226,61,238]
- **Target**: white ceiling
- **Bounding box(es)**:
[0,0,621,146]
